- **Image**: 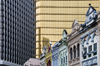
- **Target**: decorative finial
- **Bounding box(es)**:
[89,3,91,6]
[49,41,52,45]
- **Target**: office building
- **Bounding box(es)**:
[35,0,99,58]
[33,0,36,58]
[0,0,34,66]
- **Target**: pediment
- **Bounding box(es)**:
[79,5,97,33]
[86,6,96,16]
[67,20,81,39]
[71,19,80,33]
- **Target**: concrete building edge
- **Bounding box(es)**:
[0,60,22,66]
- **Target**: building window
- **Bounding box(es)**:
[66,56,67,62]
[89,45,92,53]
[64,57,65,63]
[94,43,97,51]
[94,43,97,56]
[84,48,87,54]
[74,46,76,59]
[61,58,62,64]
[83,47,87,59]
[77,44,80,57]
[70,48,72,60]
[88,45,92,57]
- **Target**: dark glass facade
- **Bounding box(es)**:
[0,0,35,66]
[33,0,36,58]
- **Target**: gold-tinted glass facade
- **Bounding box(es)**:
[36,0,99,58]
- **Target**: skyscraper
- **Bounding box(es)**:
[35,0,100,58]
[33,0,36,58]
[0,0,34,66]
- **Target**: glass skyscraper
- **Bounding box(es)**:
[0,0,35,66]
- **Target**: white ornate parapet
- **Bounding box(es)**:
[97,11,100,23]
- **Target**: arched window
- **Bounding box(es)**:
[74,46,76,59]
[70,48,72,60]
[77,44,80,57]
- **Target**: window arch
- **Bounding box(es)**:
[77,44,80,57]
[70,48,72,60]
[74,46,76,59]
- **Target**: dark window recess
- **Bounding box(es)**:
[66,56,67,62]
[94,43,97,56]
[88,45,92,58]
[70,48,72,60]
[83,48,87,59]
[94,43,97,51]
[74,46,76,59]
[90,17,92,20]
[89,45,92,53]
[83,56,86,59]
[77,44,80,57]
[84,48,87,54]
[64,57,65,63]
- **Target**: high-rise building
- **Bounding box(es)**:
[0,0,34,66]
[33,0,36,58]
[35,0,100,58]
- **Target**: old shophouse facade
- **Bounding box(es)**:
[51,41,59,66]
[80,5,100,66]
[40,42,52,66]
[58,30,68,66]
[67,20,81,66]
[40,4,100,66]
[45,42,52,66]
